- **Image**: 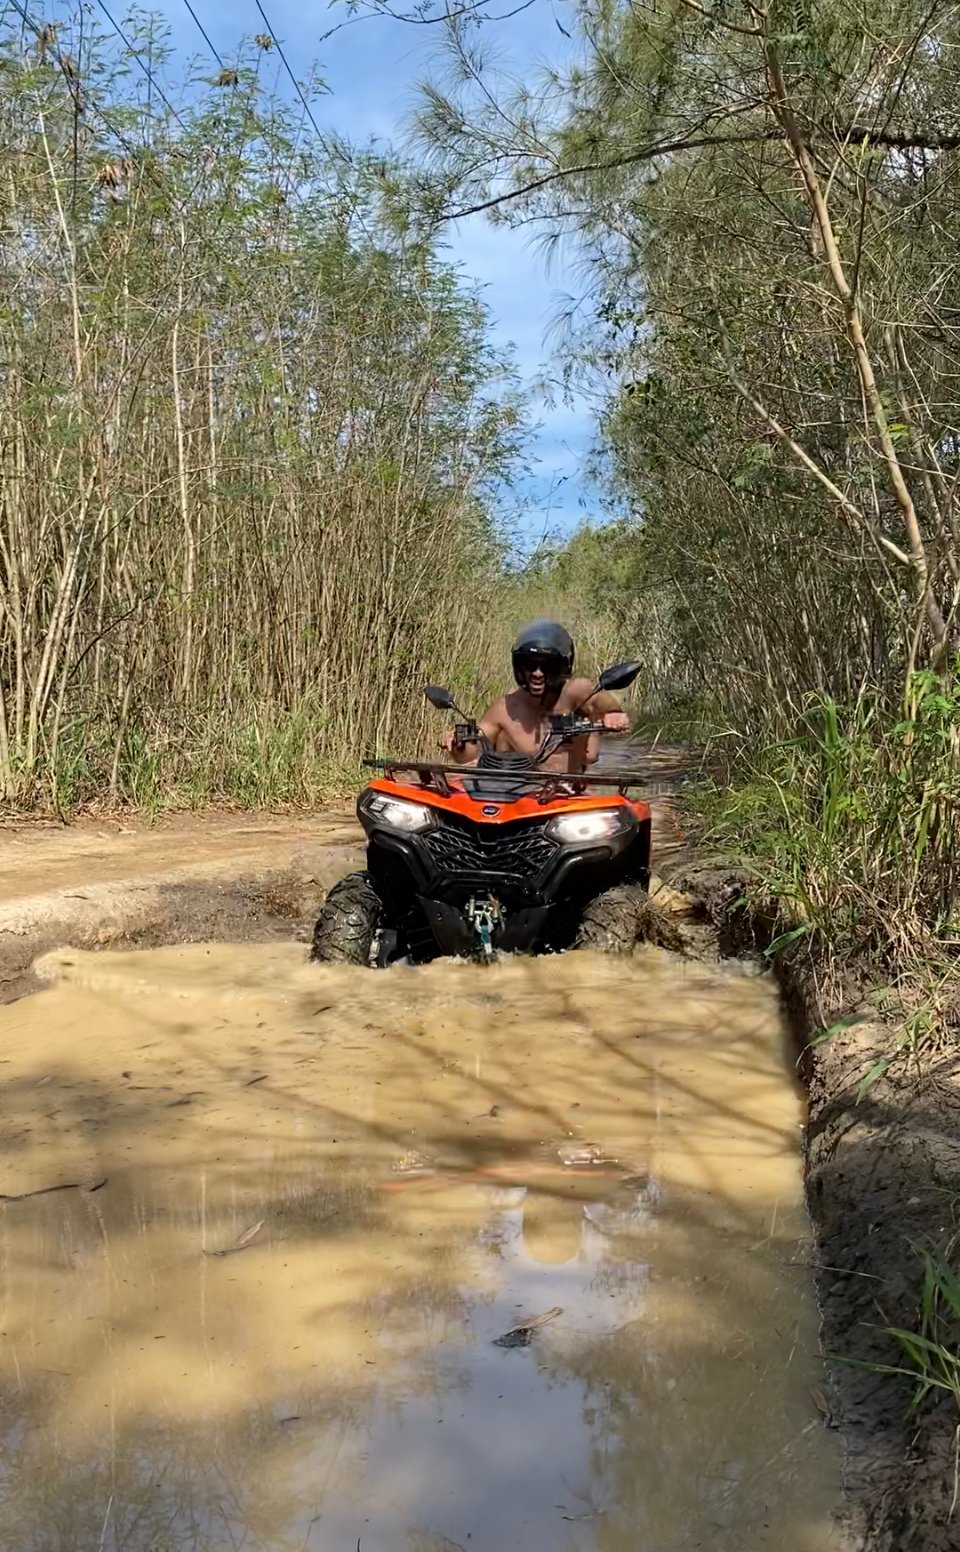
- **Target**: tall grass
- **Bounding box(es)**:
[0,14,537,814]
[30,571,630,815]
[690,669,960,1020]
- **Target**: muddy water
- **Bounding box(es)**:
[0,943,840,1551]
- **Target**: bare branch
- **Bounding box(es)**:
[723,359,914,571]
[765,34,949,651]
[439,128,780,221]
[438,120,960,224]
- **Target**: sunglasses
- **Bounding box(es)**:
[516,650,564,668]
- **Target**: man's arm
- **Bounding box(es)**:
[575,679,631,732]
[440,699,502,764]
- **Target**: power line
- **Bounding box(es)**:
[180,0,225,69]
[176,0,321,232]
[91,0,190,131]
[251,0,324,145]
[178,0,322,204]
[9,0,350,241]
[249,0,363,213]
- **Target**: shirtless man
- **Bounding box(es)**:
[440,620,630,774]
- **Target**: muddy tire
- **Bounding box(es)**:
[575,884,642,953]
[311,872,381,966]
[575,884,686,955]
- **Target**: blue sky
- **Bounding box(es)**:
[149,0,602,544]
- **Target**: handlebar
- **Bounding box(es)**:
[363,758,644,796]
[548,715,608,738]
[453,721,480,749]
[449,714,609,754]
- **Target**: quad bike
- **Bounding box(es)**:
[312,660,656,968]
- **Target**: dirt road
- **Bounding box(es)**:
[0,747,851,1550]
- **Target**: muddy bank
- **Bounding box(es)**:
[678,865,960,1552]
[0,814,364,1002]
[790,965,960,1552]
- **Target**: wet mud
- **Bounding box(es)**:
[780,961,960,1552]
[0,940,842,1551]
[671,860,960,1552]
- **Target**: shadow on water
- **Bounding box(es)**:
[0,943,842,1551]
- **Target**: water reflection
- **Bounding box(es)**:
[0,944,841,1551]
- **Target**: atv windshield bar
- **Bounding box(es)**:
[362,758,644,797]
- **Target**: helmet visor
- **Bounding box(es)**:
[515,647,565,670]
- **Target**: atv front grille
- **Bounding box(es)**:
[422,817,556,893]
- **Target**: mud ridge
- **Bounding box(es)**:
[0,842,364,1003]
[672,862,960,1552]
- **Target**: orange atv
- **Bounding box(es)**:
[311,661,651,967]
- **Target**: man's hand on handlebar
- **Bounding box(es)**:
[439,723,482,763]
[549,711,629,738]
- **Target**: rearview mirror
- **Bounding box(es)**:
[423,685,456,711]
[597,660,642,693]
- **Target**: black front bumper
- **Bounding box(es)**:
[416,896,552,956]
[367,813,639,900]
[362,806,649,956]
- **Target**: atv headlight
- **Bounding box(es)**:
[365,794,435,832]
[545,808,628,844]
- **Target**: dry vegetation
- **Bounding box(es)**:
[0,13,573,811]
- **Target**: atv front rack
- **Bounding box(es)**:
[362,758,644,800]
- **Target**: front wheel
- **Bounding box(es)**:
[575,884,643,953]
[311,872,382,966]
[575,883,685,955]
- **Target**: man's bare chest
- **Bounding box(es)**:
[495,692,580,754]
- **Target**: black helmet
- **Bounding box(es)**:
[511,619,574,700]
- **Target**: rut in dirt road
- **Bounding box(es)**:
[0,940,842,1551]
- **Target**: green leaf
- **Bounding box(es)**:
[809,1013,868,1046]
[856,1056,892,1102]
[763,924,810,958]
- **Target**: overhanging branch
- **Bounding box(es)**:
[438,121,960,223]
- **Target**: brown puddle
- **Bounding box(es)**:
[0,943,841,1550]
